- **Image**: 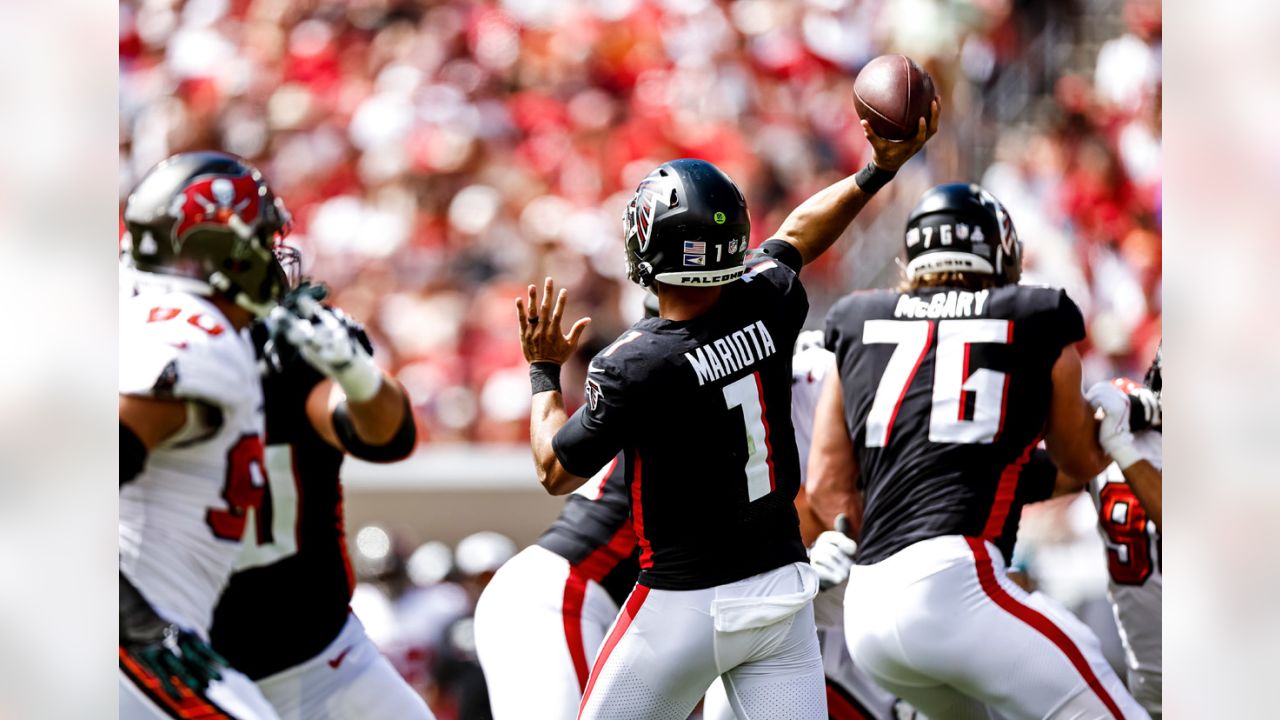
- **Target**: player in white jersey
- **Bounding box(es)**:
[1086,348,1163,717]
[703,331,902,720]
[120,152,293,720]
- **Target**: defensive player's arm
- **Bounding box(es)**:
[771,99,939,267]
[1043,346,1111,490]
[806,371,863,536]
[119,394,187,484]
[517,278,594,496]
[1119,460,1161,531]
[306,376,417,462]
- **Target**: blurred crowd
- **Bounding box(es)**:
[119,0,1161,444]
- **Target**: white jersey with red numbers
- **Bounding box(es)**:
[1090,429,1162,716]
[790,333,835,485]
[119,289,267,636]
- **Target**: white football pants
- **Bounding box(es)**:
[474,545,622,720]
[254,614,434,720]
[845,535,1150,720]
[579,561,826,720]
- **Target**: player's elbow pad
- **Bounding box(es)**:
[332,396,417,463]
[121,422,147,485]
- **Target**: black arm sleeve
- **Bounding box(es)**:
[332,395,418,463]
[121,422,147,485]
[552,364,632,478]
[120,571,168,645]
[759,238,804,274]
[1020,448,1059,504]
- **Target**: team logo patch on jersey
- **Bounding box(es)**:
[584,378,602,411]
[167,174,263,252]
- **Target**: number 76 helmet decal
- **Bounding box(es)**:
[903,183,1022,285]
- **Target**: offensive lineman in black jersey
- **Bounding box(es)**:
[808,184,1150,719]
[514,102,938,718]
[473,455,637,718]
[209,284,435,719]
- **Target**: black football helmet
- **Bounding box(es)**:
[123,151,293,315]
[623,159,750,288]
[904,183,1022,285]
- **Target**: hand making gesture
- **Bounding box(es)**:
[516,277,592,366]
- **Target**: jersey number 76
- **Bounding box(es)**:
[863,319,1013,447]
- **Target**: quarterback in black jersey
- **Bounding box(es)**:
[516,103,938,719]
[208,284,435,720]
[809,183,1150,719]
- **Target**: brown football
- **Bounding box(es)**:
[852,54,935,141]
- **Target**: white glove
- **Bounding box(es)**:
[269,295,382,402]
[795,329,825,354]
[810,523,857,591]
[1085,380,1142,470]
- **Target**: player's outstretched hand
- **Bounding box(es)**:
[863,96,940,172]
[124,625,228,702]
[516,277,591,365]
[268,293,382,402]
[1086,380,1142,470]
[810,515,857,591]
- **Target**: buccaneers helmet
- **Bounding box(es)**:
[623,159,750,288]
[903,183,1022,285]
[123,151,294,315]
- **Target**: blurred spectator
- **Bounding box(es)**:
[120,0,1161,440]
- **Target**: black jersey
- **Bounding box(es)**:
[535,454,639,606]
[553,241,810,591]
[209,324,370,679]
[824,284,1085,565]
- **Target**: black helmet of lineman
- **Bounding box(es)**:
[904,183,1022,285]
[123,151,294,315]
[623,159,750,288]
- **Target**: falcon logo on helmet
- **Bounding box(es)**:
[623,159,750,288]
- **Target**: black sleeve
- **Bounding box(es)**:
[121,422,147,485]
[120,571,168,644]
[1054,290,1087,346]
[760,238,804,274]
[332,395,418,463]
[552,366,631,478]
[1020,448,1059,504]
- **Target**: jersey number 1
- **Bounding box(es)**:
[723,372,776,502]
[863,319,1012,447]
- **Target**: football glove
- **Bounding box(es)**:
[1086,380,1143,470]
[268,292,382,402]
[124,625,229,702]
[810,514,857,591]
[795,329,825,354]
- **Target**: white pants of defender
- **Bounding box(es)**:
[845,535,1149,720]
[580,561,825,720]
[120,663,280,719]
[255,613,434,720]
[474,545,621,720]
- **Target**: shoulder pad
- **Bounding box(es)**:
[119,292,259,409]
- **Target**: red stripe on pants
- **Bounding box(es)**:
[577,584,650,718]
[965,538,1124,719]
[825,679,870,720]
[562,572,590,692]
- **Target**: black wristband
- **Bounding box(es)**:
[854,161,896,194]
[530,362,562,394]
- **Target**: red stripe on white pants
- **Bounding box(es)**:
[577,584,650,718]
[965,538,1124,719]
